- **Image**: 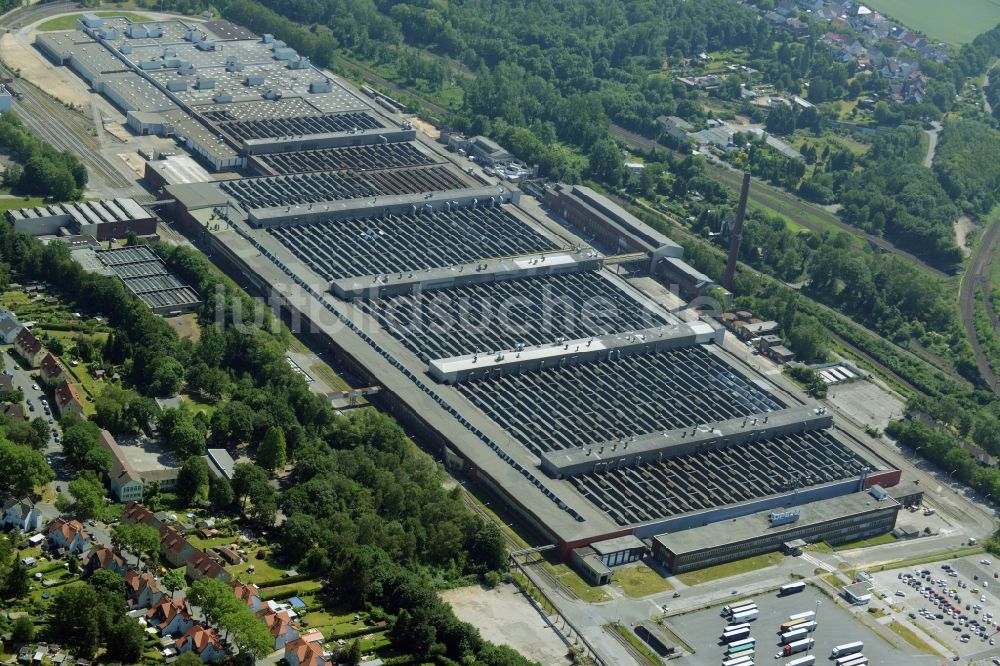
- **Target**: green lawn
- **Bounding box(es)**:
[37,11,154,32]
[833,532,898,551]
[548,562,611,603]
[611,564,672,598]
[675,552,784,585]
[0,196,45,211]
[887,620,942,656]
[607,622,660,666]
[226,547,287,584]
[863,0,1000,44]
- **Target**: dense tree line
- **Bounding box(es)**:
[331,545,535,665]
[0,113,86,200]
[933,118,1000,216]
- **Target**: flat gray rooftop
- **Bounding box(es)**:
[653,491,898,555]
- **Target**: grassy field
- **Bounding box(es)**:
[675,552,784,585]
[548,562,612,603]
[608,622,660,666]
[833,532,898,551]
[887,619,942,655]
[863,0,1000,45]
[37,11,154,32]
[612,564,672,598]
[0,196,45,211]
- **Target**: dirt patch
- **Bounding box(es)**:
[954,215,976,257]
[409,116,440,139]
[441,583,571,664]
[117,152,146,178]
[165,313,201,342]
[0,33,93,109]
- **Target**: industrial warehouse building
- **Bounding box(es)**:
[650,489,901,573]
[6,198,156,241]
[41,14,909,579]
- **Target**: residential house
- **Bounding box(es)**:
[13,328,45,368]
[284,636,329,666]
[258,608,299,650]
[231,580,263,611]
[123,500,160,528]
[125,570,165,609]
[123,501,199,568]
[39,352,66,386]
[215,545,241,565]
[100,430,179,502]
[656,115,693,143]
[2,497,42,532]
[54,382,84,417]
[0,401,25,422]
[175,624,225,663]
[185,549,231,582]
[162,526,197,568]
[0,311,22,344]
[82,546,128,577]
[146,596,194,636]
[46,517,89,554]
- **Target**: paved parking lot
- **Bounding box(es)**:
[665,585,938,666]
[869,555,1000,663]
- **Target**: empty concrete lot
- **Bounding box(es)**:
[441,583,570,664]
[664,585,938,666]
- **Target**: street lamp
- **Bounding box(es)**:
[809,599,821,655]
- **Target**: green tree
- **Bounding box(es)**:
[176,455,210,506]
[162,568,186,596]
[105,618,145,664]
[12,615,34,643]
[51,585,101,657]
[0,437,53,496]
[209,476,234,511]
[67,475,105,520]
[4,554,29,599]
[111,522,160,568]
[173,652,204,666]
[227,608,274,661]
[257,426,287,472]
[232,463,268,510]
[187,578,243,627]
[347,639,362,665]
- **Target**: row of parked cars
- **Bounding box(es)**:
[901,564,999,645]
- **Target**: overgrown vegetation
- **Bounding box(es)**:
[0,113,87,200]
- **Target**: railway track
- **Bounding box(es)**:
[959,213,1000,393]
[8,77,138,192]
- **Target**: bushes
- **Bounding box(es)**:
[0,113,86,200]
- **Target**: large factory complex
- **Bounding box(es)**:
[37,13,913,577]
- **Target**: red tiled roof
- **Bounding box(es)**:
[258,608,292,638]
[176,624,221,652]
[83,546,125,570]
[47,517,88,544]
[186,549,226,579]
[124,570,160,596]
[146,596,189,629]
[39,352,64,380]
[123,501,157,526]
[54,382,82,409]
[14,328,41,356]
[230,580,260,606]
[284,637,327,666]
